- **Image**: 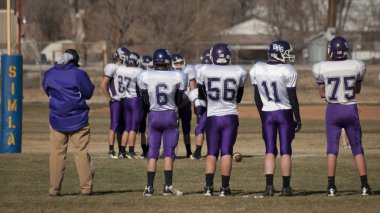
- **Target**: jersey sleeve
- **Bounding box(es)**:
[184,65,196,81]
[249,65,257,85]
[104,63,117,78]
[285,65,298,88]
[356,60,366,82]
[239,67,248,87]
[179,72,188,91]
[312,62,325,85]
[137,72,147,90]
[196,66,206,85]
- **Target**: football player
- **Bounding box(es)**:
[172,53,197,158]
[249,40,301,197]
[197,43,248,196]
[138,48,187,196]
[190,53,212,160]
[139,55,153,158]
[117,51,144,159]
[100,47,129,159]
[312,36,372,196]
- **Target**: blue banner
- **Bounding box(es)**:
[1,55,23,153]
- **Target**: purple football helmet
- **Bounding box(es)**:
[171,53,185,70]
[153,48,172,69]
[210,43,231,65]
[268,40,295,63]
[127,52,140,67]
[140,55,153,70]
[114,47,130,62]
[201,56,212,65]
[328,36,349,60]
[200,49,211,61]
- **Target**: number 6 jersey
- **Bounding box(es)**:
[137,70,188,111]
[312,60,366,104]
[197,64,248,116]
[249,62,297,112]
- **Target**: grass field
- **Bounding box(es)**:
[0,103,379,212]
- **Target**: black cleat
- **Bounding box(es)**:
[163,185,183,196]
[118,152,127,159]
[143,185,154,196]
[108,150,118,159]
[203,185,214,196]
[190,150,201,160]
[361,186,373,196]
[219,186,232,197]
[326,186,337,197]
[281,187,294,196]
[263,185,275,197]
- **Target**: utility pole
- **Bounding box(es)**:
[326,0,337,59]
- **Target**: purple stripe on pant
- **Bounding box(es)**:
[261,109,294,156]
[178,101,192,134]
[195,112,207,136]
[121,97,144,132]
[109,101,124,133]
[326,103,363,156]
[205,115,239,157]
[147,110,179,160]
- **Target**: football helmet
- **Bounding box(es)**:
[127,52,140,67]
[153,48,172,69]
[171,53,185,70]
[210,43,231,65]
[201,56,212,65]
[268,40,295,63]
[328,36,349,60]
[114,47,129,62]
[200,49,211,61]
[141,55,153,70]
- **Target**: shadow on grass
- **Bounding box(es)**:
[60,189,142,196]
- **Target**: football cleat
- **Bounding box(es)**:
[361,186,373,196]
[263,185,275,197]
[163,185,183,196]
[143,185,154,196]
[118,152,127,159]
[203,185,214,196]
[219,186,232,197]
[126,152,141,159]
[190,150,201,160]
[281,187,294,196]
[326,186,337,197]
[108,150,118,159]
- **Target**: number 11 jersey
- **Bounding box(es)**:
[249,62,297,112]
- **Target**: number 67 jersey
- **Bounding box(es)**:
[197,64,248,116]
[312,60,366,104]
[137,70,188,111]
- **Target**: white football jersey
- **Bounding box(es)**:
[312,60,366,104]
[197,64,248,116]
[104,63,123,100]
[137,70,188,111]
[250,62,297,112]
[183,64,196,82]
[115,65,144,98]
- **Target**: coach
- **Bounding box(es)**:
[42,49,95,196]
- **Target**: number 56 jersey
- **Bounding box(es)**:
[197,65,248,116]
[249,62,297,112]
[312,60,366,104]
[137,70,188,111]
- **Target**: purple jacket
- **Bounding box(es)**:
[42,63,95,132]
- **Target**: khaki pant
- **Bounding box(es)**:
[49,124,94,195]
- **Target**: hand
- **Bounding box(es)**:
[295,120,302,133]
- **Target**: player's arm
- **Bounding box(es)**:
[287,87,301,132]
[236,87,244,103]
[355,82,362,94]
[318,84,326,98]
[100,76,112,101]
[253,85,263,116]
[175,90,184,106]
[140,89,150,107]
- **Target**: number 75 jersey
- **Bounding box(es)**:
[249,62,297,112]
[312,60,366,104]
[197,64,248,116]
[137,70,188,111]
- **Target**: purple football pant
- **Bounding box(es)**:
[109,101,124,133]
[261,109,295,157]
[147,110,179,160]
[205,115,239,157]
[178,101,192,134]
[326,103,363,156]
[195,112,207,136]
[121,97,144,132]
